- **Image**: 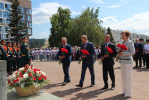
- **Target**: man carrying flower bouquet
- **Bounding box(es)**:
[75,35,95,88]
[58,37,73,86]
[100,34,117,90]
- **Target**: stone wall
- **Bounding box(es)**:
[0,60,7,100]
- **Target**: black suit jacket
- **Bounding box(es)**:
[80,42,95,64]
[101,42,117,65]
[134,43,142,55]
[58,44,73,63]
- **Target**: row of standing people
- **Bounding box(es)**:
[30,47,101,62]
[0,35,32,76]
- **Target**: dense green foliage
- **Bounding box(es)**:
[49,7,105,47]
[8,0,27,43]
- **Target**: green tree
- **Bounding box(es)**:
[107,27,115,44]
[68,7,104,46]
[49,7,71,47]
[8,0,27,43]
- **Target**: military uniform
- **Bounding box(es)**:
[0,44,8,60]
[17,46,21,69]
[7,45,14,75]
[12,47,18,71]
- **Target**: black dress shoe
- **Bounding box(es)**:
[90,84,95,87]
[101,87,108,90]
[75,84,83,88]
[67,80,71,83]
[62,82,67,86]
[110,86,115,90]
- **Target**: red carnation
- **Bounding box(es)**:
[16,78,19,82]
[34,69,40,71]
[61,48,68,53]
[34,70,37,73]
[15,73,17,75]
[41,74,44,78]
[81,50,89,55]
[13,80,16,83]
[28,73,32,76]
[121,44,128,50]
[10,82,13,85]
[24,70,26,72]
[20,75,23,77]
[19,72,22,75]
[33,77,36,80]
[30,67,33,69]
[117,44,121,47]
[106,47,113,53]
[7,79,10,84]
[45,76,47,80]
[38,77,42,80]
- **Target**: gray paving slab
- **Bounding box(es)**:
[7,89,64,100]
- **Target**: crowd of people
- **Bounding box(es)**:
[30,47,101,62]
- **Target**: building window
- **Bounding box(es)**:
[29,9,32,14]
[26,22,28,27]
[27,15,31,21]
[19,6,24,13]
[28,28,31,34]
[6,19,10,24]
[0,10,2,17]
[0,3,4,10]
[25,8,28,14]
[21,14,24,20]
[29,22,32,28]
[3,26,7,33]
[0,18,5,24]
[3,11,10,18]
[5,4,10,11]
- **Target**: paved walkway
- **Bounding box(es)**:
[8,60,149,100]
[33,60,149,100]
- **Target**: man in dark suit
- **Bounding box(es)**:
[139,39,146,68]
[75,35,95,88]
[101,34,117,90]
[58,37,73,86]
[134,39,141,68]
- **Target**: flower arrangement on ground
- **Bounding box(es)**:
[7,64,49,96]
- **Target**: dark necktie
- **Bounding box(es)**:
[84,44,86,49]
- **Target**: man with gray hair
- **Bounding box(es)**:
[58,37,73,86]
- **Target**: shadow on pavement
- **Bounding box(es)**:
[51,86,91,98]
[104,94,131,100]
[70,89,110,100]
[41,83,62,90]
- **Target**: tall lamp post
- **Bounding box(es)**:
[6,28,11,41]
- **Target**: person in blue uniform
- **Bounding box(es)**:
[75,35,95,88]
[7,41,14,75]
[0,39,8,60]
[20,35,31,67]
[58,37,73,86]
[12,42,18,71]
[139,38,146,68]
[17,43,21,69]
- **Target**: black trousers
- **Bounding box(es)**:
[17,58,21,70]
[135,54,140,67]
[62,62,71,82]
[139,54,146,67]
[13,57,17,71]
[145,54,149,68]
[7,59,13,75]
[102,63,115,87]
[79,60,95,84]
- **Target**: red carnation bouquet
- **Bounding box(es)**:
[116,44,128,61]
[59,48,68,64]
[7,64,49,91]
[78,50,89,64]
[100,47,113,65]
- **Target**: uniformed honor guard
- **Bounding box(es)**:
[0,39,8,60]
[20,35,31,67]
[139,38,146,67]
[12,42,18,71]
[7,41,14,75]
[17,43,21,69]
[144,39,149,69]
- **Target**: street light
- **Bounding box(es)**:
[6,28,11,41]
